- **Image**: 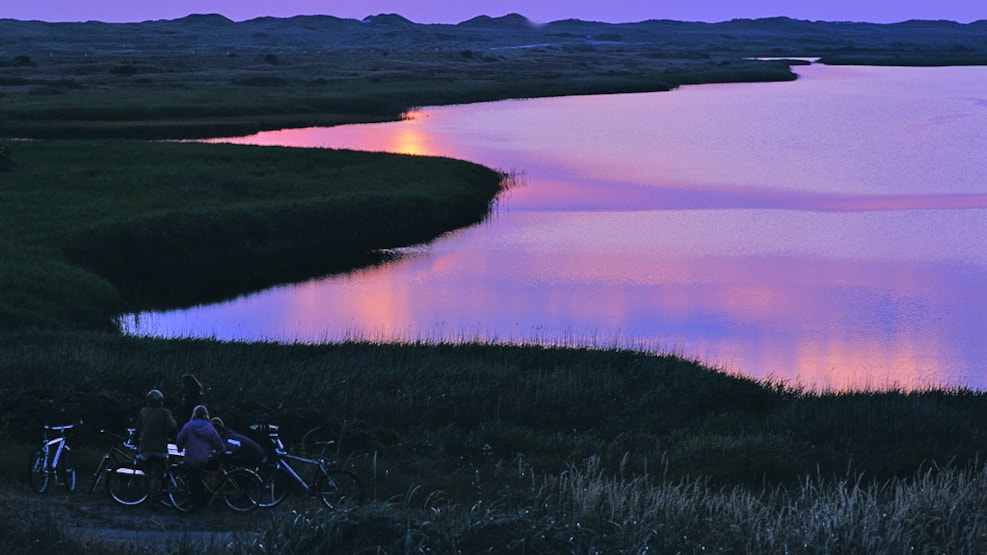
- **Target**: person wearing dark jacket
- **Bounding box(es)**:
[210,417,267,466]
[178,373,206,426]
[136,389,177,509]
[176,405,224,508]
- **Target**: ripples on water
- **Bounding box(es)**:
[123,63,987,391]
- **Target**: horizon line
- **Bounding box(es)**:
[3,12,982,27]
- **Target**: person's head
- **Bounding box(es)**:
[146,389,164,407]
[209,417,226,434]
[182,374,203,396]
[191,404,209,421]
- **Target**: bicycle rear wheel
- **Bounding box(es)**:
[222,468,263,512]
[256,464,292,508]
[106,465,147,506]
[28,450,50,494]
[59,451,77,492]
[315,469,363,511]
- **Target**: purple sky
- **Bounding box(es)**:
[2,0,984,24]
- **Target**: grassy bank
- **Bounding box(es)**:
[0,140,504,322]
[0,59,799,140]
[3,333,987,490]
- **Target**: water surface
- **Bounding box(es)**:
[124,63,987,390]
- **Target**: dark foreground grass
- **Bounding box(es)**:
[3,332,987,490]
[3,334,987,553]
[8,463,987,554]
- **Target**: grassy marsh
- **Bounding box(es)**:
[0,140,503,321]
[3,13,987,553]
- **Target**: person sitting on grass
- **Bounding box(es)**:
[210,417,267,466]
[176,405,225,509]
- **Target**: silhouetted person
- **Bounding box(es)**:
[135,389,177,509]
[178,373,206,426]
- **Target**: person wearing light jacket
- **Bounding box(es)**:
[176,404,225,508]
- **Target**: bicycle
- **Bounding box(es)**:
[104,443,185,508]
[106,446,263,512]
[247,424,363,511]
[88,427,138,495]
[28,422,78,493]
[166,455,264,513]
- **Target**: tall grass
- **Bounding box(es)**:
[20,461,986,554]
[3,332,987,494]
[252,461,987,553]
[0,140,504,323]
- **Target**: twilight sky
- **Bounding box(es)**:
[2,0,984,24]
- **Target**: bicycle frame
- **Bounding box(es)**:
[89,428,137,494]
[257,423,334,494]
[248,424,361,510]
[276,451,328,493]
[47,424,73,465]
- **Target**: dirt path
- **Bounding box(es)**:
[3,481,285,552]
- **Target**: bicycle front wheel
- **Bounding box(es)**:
[222,468,263,512]
[89,455,110,495]
[316,469,363,511]
[58,451,77,492]
[105,465,147,506]
[166,469,194,513]
[256,464,292,508]
[28,450,50,494]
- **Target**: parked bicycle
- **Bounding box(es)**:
[28,422,78,493]
[106,445,264,512]
[172,460,264,513]
[247,424,363,511]
[104,443,184,508]
[88,427,138,495]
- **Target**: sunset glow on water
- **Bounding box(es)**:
[125,63,987,391]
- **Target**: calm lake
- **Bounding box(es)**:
[122,62,987,391]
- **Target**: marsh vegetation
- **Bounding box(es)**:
[2,13,987,553]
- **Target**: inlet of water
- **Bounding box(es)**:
[123,63,987,391]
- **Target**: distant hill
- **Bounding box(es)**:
[459,14,534,29]
[2,14,986,60]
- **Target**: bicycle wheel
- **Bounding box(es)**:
[89,455,110,495]
[256,464,292,508]
[166,469,194,513]
[105,465,148,506]
[221,468,263,512]
[28,450,50,494]
[58,451,77,492]
[315,468,363,511]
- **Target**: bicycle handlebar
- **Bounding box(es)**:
[100,428,138,449]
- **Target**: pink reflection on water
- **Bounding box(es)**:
[145,64,987,391]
